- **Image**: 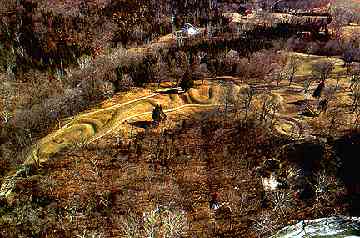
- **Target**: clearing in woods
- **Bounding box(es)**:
[0,52,356,202]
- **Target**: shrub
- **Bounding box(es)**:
[323,40,342,56]
[114,55,158,87]
[207,57,227,77]
[119,207,188,238]
[286,36,305,52]
[115,74,134,92]
[305,41,321,55]
[179,70,194,92]
[311,61,335,82]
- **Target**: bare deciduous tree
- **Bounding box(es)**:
[119,207,188,238]
[258,92,283,126]
[306,42,320,56]
[354,109,360,130]
[0,0,16,14]
[238,86,255,122]
[270,67,286,87]
[311,61,335,82]
[350,74,360,90]
[303,79,313,99]
[283,56,300,86]
[118,74,134,92]
[351,84,360,113]
[0,77,14,124]
[154,57,168,88]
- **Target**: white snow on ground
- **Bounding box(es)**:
[271,217,360,238]
[262,173,281,191]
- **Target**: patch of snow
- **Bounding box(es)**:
[211,202,220,210]
[271,216,360,238]
[262,173,281,191]
[181,23,201,36]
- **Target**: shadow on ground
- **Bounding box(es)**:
[334,131,360,215]
[129,120,153,129]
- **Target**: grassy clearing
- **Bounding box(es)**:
[19,82,232,167]
[4,52,356,177]
[290,52,346,77]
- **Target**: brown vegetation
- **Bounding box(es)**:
[1,1,360,237]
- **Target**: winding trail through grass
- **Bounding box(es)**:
[2,52,350,198]
[87,103,220,144]
[0,83,225,198]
